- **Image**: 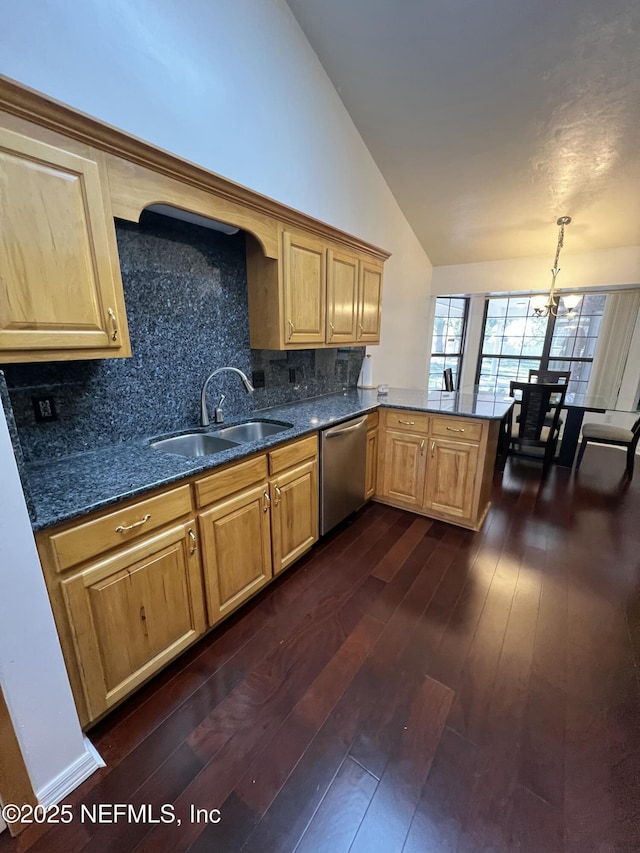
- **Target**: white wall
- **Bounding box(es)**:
[0,0,432,389]
[0,407,89,795]
[432,245,640,295]
[0,0,433,796]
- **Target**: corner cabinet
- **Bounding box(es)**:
[0,125,131,363]
[247,226,385,350]
[376,409,499,530]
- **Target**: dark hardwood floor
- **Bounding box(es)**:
[3,445,640,852]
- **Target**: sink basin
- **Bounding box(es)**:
[150,433,239,457]
[214,420,293,443]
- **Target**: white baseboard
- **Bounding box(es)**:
[37,736,105,807]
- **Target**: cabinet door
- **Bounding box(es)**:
[380,430,427,507]
[199,483,272,624]
[0,127,128,359]
[425,438,479,520]
[357,259,383,343]
[271,458,318,575]
[282,230,326,345]
[365,428,378,501]
[326,247,358,344]
[61,522,205,721]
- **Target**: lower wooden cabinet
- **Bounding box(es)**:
[376,409,498,530]
[380,430,427,507]
[271,458,318,574]
[364,412,379,501]
[199,483,273,622]
[424,438,479,520]
[60,521,205,722]
[195,434,319,625]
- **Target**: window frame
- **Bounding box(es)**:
[429,296,470,391]
[475,293,605,397]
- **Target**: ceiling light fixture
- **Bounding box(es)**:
[531,216,581,318]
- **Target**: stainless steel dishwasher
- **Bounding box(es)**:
[320,415,368,535]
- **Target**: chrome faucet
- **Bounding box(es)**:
[200,367,255,427]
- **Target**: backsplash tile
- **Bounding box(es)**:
[4,212,364,463]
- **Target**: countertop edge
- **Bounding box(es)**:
[27,390,513,532]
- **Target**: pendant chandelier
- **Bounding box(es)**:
[531,216,581,318]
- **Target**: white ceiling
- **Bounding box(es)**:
[287,0,640,265]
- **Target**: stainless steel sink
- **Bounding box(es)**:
[150,433,239,457]
[214,420,293,443]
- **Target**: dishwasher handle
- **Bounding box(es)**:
[324,416,368,438]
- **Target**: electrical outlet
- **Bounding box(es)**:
[252,369,266,389]
[289,368,296,383]
[32,396,57,422]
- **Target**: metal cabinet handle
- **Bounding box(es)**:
[116,513,151,533]
[274,485,282,507]
[420,439,425,455]
[446,426,465,433]
[357,323,364,339]
[188,528,197,554]
[398,419,415,425]
[263,491,271,512]
[431,441,436,458]
[288,319,295,340]
[107,307,118,342]
[328,322,335,340]
[140,606,148,637]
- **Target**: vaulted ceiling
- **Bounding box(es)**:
[287,0,640,265]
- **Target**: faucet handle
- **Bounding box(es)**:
[214,393,226,424]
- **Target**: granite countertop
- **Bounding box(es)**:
[26,387,512,532]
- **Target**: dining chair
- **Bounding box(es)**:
[508,381,568,475]
[443,367,454,391]
[528,369,571,385]
[528,369,571,427]
[575,416,640,479]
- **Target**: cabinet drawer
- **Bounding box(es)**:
[195,454,268,508]
[430,417,482,442]
[269,434,318,475]
[48,485,192,572]
[384,409,429,434]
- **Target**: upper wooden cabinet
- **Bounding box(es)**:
[327,247,359,344]
[0,126,130,363]
[283,230,327,345]
[358,258,384,343]
[247,227,385,350]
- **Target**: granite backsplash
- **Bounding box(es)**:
[3,211,365,464]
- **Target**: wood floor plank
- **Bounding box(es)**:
[347,675,454,853]
[372,516,432,582]
[294,757,378,853]
[401,727,478,853]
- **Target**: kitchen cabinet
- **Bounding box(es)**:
[365,412,379,501]
[196,435,318,622]
[270,457,318,574]
[0,125,130,363]
[326,247,359,344]
[376,409,498,530]
[247,227,385,350]
[380,430,428,507]
[199,482,273,622]
[61,521,205,722]
[36,486,204,725]
[424,437,479,519]
[357,258,384,343]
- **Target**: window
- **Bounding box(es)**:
[476,293,606,398]
[429,297,468,390]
